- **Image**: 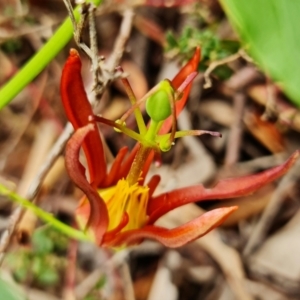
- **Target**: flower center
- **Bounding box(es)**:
[100,179,149,232]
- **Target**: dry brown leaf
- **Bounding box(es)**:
[246,279,291,300]
[248,84,300,132]
[199,99,234,127]
[134,14,166,46]
[102,96,131,120]
[147,259,178,300]
[248,210,300,296]
[134,270,156,300]
[211,185,274,226]
[244,110,285,153]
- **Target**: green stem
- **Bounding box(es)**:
[144,120,162,142]
[0,10,77,110]
[119,75,147,135]
[0,184,92,242]
[0,1,102,110]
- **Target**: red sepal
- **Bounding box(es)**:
[61,49,106,186]
[160,47,201,134]
[104,206,237,248]
[147,150,299,223]
[103,213,129,243]
[102,147,128,187]
[65,124,109,244]
[147,175,161,198]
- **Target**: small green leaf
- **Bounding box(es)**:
[1,39,22,53]
[165,26,239,72]
[32,230,54,255]
[32,256,43,275]
[13,267,28,283]
[38,267,59,286]
[166,31,179,49]
[0,277,26,300]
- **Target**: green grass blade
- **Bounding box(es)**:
[0,184,91,242]
[0,10,77,110]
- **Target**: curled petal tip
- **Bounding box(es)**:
[76,123,95,139]
[107,206,237,248]
[69,48,79,57]
[280,150,299,171]
[200,130,222,138]
[65,125,109,243]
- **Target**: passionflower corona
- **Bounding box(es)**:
[61,48,299,248]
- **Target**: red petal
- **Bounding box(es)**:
[61,49,106,186]
[159,47,201,134]
[148,150,299,223]
[65,124,109,244]
[102,147,128,187]
[119,143,140,179]
[103,213,129,243]
[147,175,161,198]
[105,207,237,248]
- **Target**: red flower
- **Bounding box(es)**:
[61,48,299,248]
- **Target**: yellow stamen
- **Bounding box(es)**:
[100,179,149,232]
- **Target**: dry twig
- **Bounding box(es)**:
[120,261,136,300]
[62,238,78,300]
[243,159,300,257]
[224,93,246,166]
[204,49,252,89]
[75,250,130,299]
[0,120,59,263]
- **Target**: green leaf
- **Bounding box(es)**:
[165,31,178,49]
[220,0,300,106]
[165,26,239,71]
[0,277,26,300]
[32,229,54,255]
[37,267,59,286]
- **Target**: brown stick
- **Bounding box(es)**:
[243,159,300,257]
[224,93,246,166]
